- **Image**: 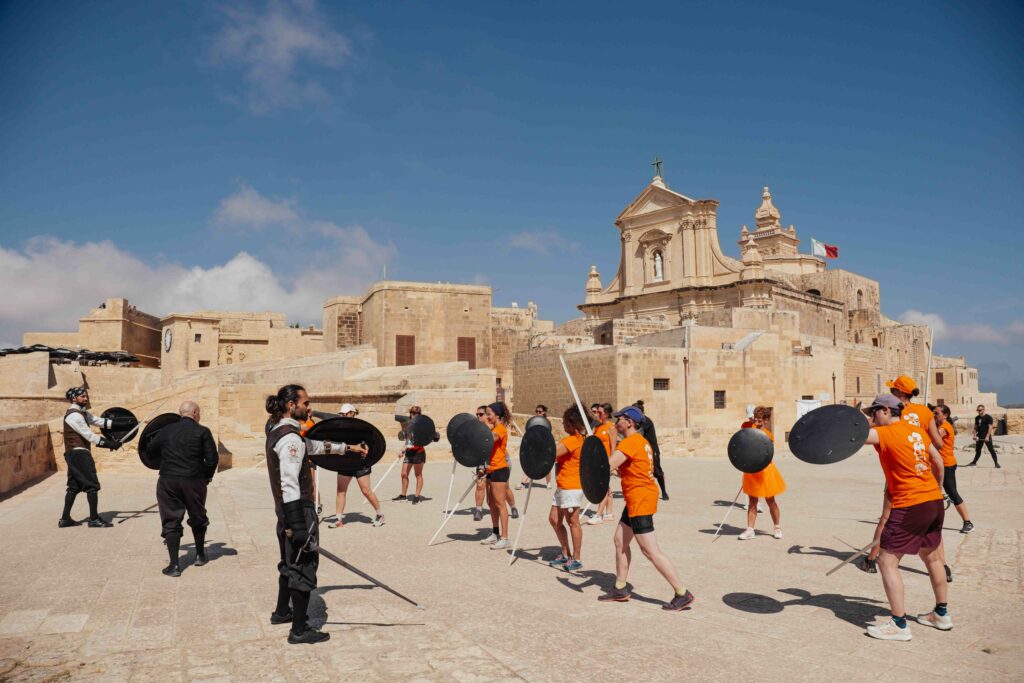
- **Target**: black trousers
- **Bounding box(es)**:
[943,465,963,506]
[157,476,209,539]
[276,502,319,593]
[973,439,998,464]
[65,449,101,494]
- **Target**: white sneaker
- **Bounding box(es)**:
[602,513,614,521]
[866,618,912,641]
[773,526,783,540]
[372,514,385,528]
[480,533,498,545]
[491,538,510,550]
[916,611,953,631]
[586,515,603,525]
[738,527,755,540]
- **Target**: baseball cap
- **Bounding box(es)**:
[885,375,918,396]
[338,403,357,414]
[863,393,903,415]
[613,406,645,424]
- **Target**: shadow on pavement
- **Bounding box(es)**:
[698,523,748,537]
[712,499,744,508]
[180,541,237,566]
[723,588,887,627]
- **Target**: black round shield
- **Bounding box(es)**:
[789,404,870,465]
[519,425,556,480]
[525,415,552,432]
[304,417,387,473]
[139,413,182,470]
[446,412,475,443]
[408,414,438,447]
[580,435,610,504]
[450,419,493,468]
[100,406,139,443]
[727,428,774,473]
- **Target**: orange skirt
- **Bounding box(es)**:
[742,462,786,498]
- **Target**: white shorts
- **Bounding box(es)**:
[552,488,584,509]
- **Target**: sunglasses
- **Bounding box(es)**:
[475,412,485,417]
[535,410,545,415]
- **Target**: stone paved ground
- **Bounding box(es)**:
[1,447,1021,682]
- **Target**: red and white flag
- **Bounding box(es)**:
[812,238,838,259]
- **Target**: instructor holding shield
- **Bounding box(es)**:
[146,400,218,577]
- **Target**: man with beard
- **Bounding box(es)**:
[58,386,127,528]
[147,400,219,577]
[265,384,368,645]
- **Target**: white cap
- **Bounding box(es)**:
[745,404,755,419]
[338,403,357,414]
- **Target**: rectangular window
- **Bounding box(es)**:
[194,333,202,343]
[653,378,670,391]
[714,390,726,409]
[457,336,476,370]
[872,338,879,347]
[936,372,944,385]
[801,394,813,400]
[396,335,415,366]
[937,398,945,406]
[198,360,210,368]
[856,377,860,394]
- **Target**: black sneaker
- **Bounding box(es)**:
[392,494,407,501]
[663,590,695,611]
[661,493,670,501]
[270,611,293,625]
[964,462,977,467]
[944,564,953,583]
[995,463,1001,468]
[472,508,483,522]
[162,564,182,578]
[288,627,330,644]
[87,517,113,528]
[510,507,519,519]
[960,521,974,534]
[597,587,631,602]
[57,518,81,528]
[859,557,877,574]
[194,552,208,567]
[410,495,420,505]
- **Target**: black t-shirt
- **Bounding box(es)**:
[974,414,994,439]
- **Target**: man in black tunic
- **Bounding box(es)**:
[148,400,219,577]
[634,400,668,500]
[59,386,127,528]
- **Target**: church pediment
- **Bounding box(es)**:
[616,184,695,223]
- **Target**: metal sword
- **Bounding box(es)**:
[507,482,533,566]
[317,546,424,609]
[825,538,879,576]
[117,395,171,444]
[711,485,745,543]
[428,476,479,545]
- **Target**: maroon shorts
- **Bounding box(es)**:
[880,499,944,555]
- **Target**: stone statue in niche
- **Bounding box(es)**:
[653,250,664,281]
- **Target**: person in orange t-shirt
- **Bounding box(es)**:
[738,406,785,541]
[548,405,587,571]
[586,403,618,525]
[861,394,950,642]
[934,404,972,533]
[596,406,694,612]
[886,375,944,452]
[481,402,513,549]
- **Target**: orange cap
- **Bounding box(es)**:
[885,375,918,396]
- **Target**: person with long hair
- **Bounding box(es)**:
[264,384,367,644]
[548,405,586,571]
[737,406,785,540]
[597,406,693,611]
[586,402,618,525]
[395,406,427,504]
[480,401,513,549]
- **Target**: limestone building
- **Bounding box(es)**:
[513,173,997,452]
[23,298,161,368]
[930,355,997,409]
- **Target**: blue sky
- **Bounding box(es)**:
[1,1,1022,400]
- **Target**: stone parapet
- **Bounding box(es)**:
[0,422,54,496]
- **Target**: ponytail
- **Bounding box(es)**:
[488,401,511,426]
[266,384,306,424]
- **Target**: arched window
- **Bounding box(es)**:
[856,289,864,308]
[806,288,821,297]
[653,250,664,282]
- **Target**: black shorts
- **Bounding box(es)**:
[338,467,372,479]
[403,449,426,465]
[486,467,510,483]
[619,507,655,535]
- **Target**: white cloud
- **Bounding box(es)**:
[899,310,1012,345]
[0,227,394,346]
[212,184,299,230]
[505,230,581,256]
[899,310,949,339]
[209,0,351,114]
